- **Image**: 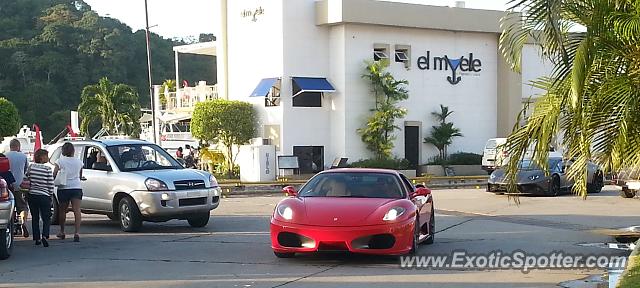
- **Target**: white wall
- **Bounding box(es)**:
[281,0,333,166]
[521,43,554,100]
[226,0,285,147]
[342,24,498,163]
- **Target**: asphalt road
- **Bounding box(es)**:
[1,186,636,288]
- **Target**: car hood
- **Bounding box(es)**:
[297,197,401,227]
[129,169,212,187]
[490,169,547,184]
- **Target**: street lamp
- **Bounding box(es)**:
[144,0,157,144]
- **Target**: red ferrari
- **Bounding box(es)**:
[270,168,435,258]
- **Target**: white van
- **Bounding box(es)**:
[481,138,507,173]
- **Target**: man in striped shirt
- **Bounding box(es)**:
[25,149,53,247]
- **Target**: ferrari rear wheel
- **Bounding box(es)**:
[409,220,419,254]
[274,251,295,258]
[423,210,435,245]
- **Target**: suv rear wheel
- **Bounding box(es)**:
[119,197,142,232]
[187,213,210,228]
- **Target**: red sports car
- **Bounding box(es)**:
[270,168,435,258]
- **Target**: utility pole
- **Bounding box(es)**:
[144,0,157,144]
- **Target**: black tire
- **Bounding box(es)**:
[187,213,210,228]
[50,196,59,225]
[549,176,561,197]
[621,188,636,198]
[274,251,295,258]
[615,236,640,243]
[423,209,435,245]
[588,171,604,194]
[118,197,142,232]
[408,220,419,255]
[0,211,14,260]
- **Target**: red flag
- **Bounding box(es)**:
[66,124,77,137]
[33,124,42,161]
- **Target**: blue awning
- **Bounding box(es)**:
[292,77,336,97]
[250,78,279,97]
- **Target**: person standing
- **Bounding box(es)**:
[26,149,54,247]
[5,139,29,238]
[53,143,83,242]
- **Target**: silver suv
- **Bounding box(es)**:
[47,139,221,232]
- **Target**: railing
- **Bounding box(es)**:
[165,83,218,111]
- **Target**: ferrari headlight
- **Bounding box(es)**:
[277,205,293,220]
[383,207,406,221]
[528,175,541,181]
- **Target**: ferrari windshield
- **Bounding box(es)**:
[298,172,405,199]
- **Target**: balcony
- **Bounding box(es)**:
[165,82,218,112]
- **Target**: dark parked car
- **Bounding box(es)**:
[487,157,604,196]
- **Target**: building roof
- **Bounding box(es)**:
[173,41,217,56]
[315,0,508,34]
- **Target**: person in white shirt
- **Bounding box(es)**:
[53,142,84,242]
[5,139,29,238]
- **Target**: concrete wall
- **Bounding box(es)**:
[342,24,499,163]
[226,0,285,148]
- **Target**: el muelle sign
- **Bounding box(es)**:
[416,51,482,85]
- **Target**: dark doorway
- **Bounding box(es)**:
[293,146,324,174]
[404,126,420,169]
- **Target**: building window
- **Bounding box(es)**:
[265,79,281,107]
[373,43,390,62]
[293,92,322,107]
[395,45,411,68]
[374,49,388,61]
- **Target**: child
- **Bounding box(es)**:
[26,149,54,247]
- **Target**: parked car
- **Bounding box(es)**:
[0,179,14,260]
[47,139,221,232]
[270,168,434,258]
[487,156,604,196]
[481,138,507,174]
[613,168,640,198]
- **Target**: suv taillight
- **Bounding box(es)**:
[0,188,9,202]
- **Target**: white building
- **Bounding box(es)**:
[177,0,553,174]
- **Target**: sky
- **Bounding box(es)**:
[83,0,509,39]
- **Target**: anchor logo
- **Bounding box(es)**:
[446,56,462,85]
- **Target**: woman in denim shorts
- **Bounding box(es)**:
[53,143,84,242]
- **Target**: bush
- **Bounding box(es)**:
[426,152,482,166]
[349,158,411,170]
[0,98,20,137]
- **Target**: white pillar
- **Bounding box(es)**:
[175,50,180,96]
[217,0,229,100]
[153,84,162,145]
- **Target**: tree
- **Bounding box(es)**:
[159,79,176,107]
[0,98,21,137]
[191,99,257,177]
[358,60,409,159]
[500,0,640,197]
[424,105,463,160]
[78,77,141,137]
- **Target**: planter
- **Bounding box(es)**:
[419,165,484,176]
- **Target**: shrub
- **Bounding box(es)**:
[426,152,482,166]
[349,158,411,170]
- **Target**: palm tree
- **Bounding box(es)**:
[78,77,142,137]
[424,105,462,160]
[500,0,640,197]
